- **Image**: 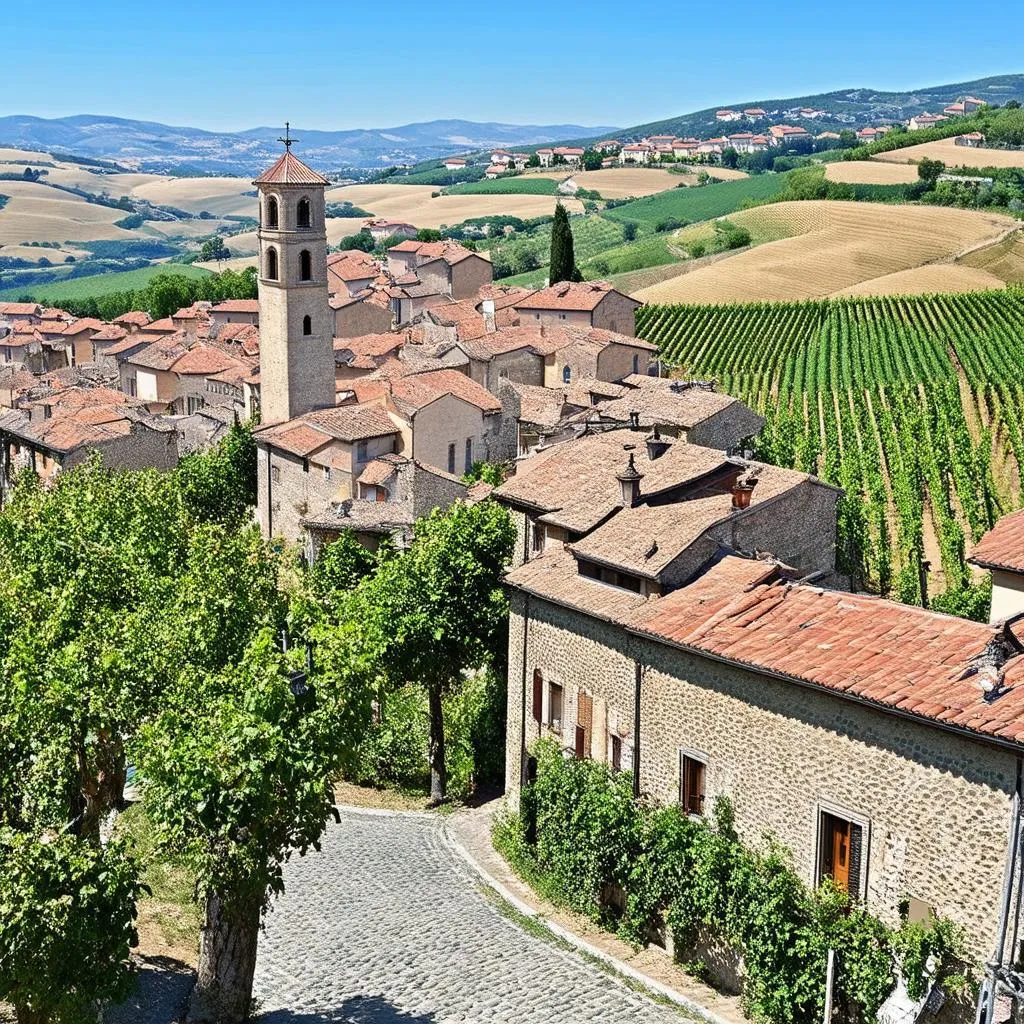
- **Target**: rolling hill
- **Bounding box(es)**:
[0,116,618,176]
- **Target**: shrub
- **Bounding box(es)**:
[496,743,972,1024]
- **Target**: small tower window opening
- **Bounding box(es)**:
[562,365,571,384]
[297,197,311,229]
[300,250,312,282]
[266,247,279,281]
[302,314,312,336]
[266,196,279,229]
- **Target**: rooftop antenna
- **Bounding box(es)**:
[278,122,299,151]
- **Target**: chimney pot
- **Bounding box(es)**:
[731,474,757,510]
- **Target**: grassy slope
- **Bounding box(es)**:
[0,262,210,301]
[603,174,788,228]
[446,177,560,196]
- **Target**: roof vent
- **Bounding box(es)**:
[959,629,1022,702]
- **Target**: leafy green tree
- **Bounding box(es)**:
[527,153,541,168]
[583,149,602,171]
[0,830,144,1024]
[416,227,442,242]
[353,500,514,802]
[136,629,372,1023]
[176,421,258,527]
[548,202,576,285]
[622,221,638,242]
[336,229,375,253]
[918,157,946,186]
[199,236,231,262]
[721,147,739,169]
[462,461,510,487]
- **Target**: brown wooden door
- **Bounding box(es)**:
[574,725,586,760]
[577,692,593,759]
[823,814,851,892]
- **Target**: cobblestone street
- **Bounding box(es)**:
[252,809,683,1023]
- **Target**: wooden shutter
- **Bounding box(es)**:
[680,754,706,816]
[532,670,543,723]
[574,724,586,760]
[848,822,863,899]
[611,735,622,772]
[577,691,593,747]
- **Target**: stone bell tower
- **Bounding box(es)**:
[253,126,335,424]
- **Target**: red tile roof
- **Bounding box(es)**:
[0,302,41,316]
[970,510,1024,574]
[389,368,502,416]
[212,299,260,313]
[253,150,330,186]
[171,344,241,377]
[515,280,640,313]
[112,310,152,327]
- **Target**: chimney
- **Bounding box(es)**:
[731,470,758,510]
[616,446,644,507]
[646,424,672,461]
[628,410,640,430]
[481,297,496,334]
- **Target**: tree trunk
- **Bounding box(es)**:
[188,889,262,1024]
[427,681,447,804]
[75,730,127,843]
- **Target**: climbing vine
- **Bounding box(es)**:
[495,741,972,1024]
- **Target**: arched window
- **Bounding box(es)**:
[562,365,571,384]
[266,196,279,229]
[300,249,312,282]
[297,197,311,229]
[265,246,278,281]
[302,314,312,336]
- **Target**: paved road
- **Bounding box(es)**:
[253,809,682,1024]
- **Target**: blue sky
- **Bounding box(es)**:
[3,0,1023,130]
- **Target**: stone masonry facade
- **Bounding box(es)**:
[505,590,1018,958]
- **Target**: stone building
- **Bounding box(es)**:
[970,509,1024,623]
[513,281,642,337]
[503,548,1024,958]
[493,428,839,578]
[253,146,335,425]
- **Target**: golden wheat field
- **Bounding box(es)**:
[0,180,142,246]
[0,243,88,263]
[832,264,1007,297]
[824,161,920,184]
[634,201,1017,304]
[130,176,257,217]
[873,137,1024,170]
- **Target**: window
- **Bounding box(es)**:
[679,751,706,817]
[530,519,544,554]
[632,353,640,375]
[548,682,563,732]
[575,691,593,760]
[322,465,330,481]
[464,437,473,474]
[447,442,456,474]
[611,735,622,772]
[562,365,571,384]
[266,247,279,281]
[559,313,567,320]
[297,197,311,229]
[818,811,864,898]
[266,196,279,229]
[187,395,203,414]
[532,669,543,723]
[302,314,312,336]
[271,465,281,484]
[356,440,368,463]
[300,249,312,282]
[127,377,137,398]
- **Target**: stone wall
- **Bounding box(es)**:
[504,592,1020,957]
[593,293,640,337]
[257,442,346,541]
[451,255,494,300]
[688,403,766,452]
[334,299,393,339]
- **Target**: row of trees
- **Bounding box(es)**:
[0,425,515,1021]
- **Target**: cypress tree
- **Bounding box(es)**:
[548,202,576,284]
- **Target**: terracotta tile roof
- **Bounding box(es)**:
[301,498,414,533]
[389,240,423,253]
[212,299,259,313]
[0,302,41,316]
[90,325,128,343]
[503,382,574,427]
[326,251,380,286]
[570,463,812,579]
[112,310,152,327]
[144,318,177,333]
[514,280,640,313]
[253,150,330,186]
[486,165,506,176]
[255,403,399,455]
[172,306,202,320]
[599,376,749,430]
[625,556,1024,747]
[389,368,501,416]
[970,510,1024,574]
[102,334,150,357]
[263,423,332,458]
[128,335,190,371]
[171,344,241,377]
[495,431,732,533]
[0,368,39,393]
[478,284,536,310]
[357,456,400,487]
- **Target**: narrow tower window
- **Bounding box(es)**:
[302,314,312,336]
[300,250,312,282]
[297,198,311,229]
[265,247,279,281]
[266,196,279,229]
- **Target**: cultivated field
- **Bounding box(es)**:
[531,166,749,197]
[873,137,1024,170]
[131,176,257,218]
[636,290,1024,599]
[0,243,88,263]
[635,201,1017,304]
[824,161,920,184]
[832,264,1006,297]
[0,263,211,302]
[0,180,140,245]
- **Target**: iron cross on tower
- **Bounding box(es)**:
[278,122,299,150]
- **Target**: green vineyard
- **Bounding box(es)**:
[635,289,1024,606]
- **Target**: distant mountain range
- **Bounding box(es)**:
[0,116,619,176]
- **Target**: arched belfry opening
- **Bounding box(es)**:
[266,247,279,281]
[297,198,311,229]
[266,196,279,229]
[300,250,312,282]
